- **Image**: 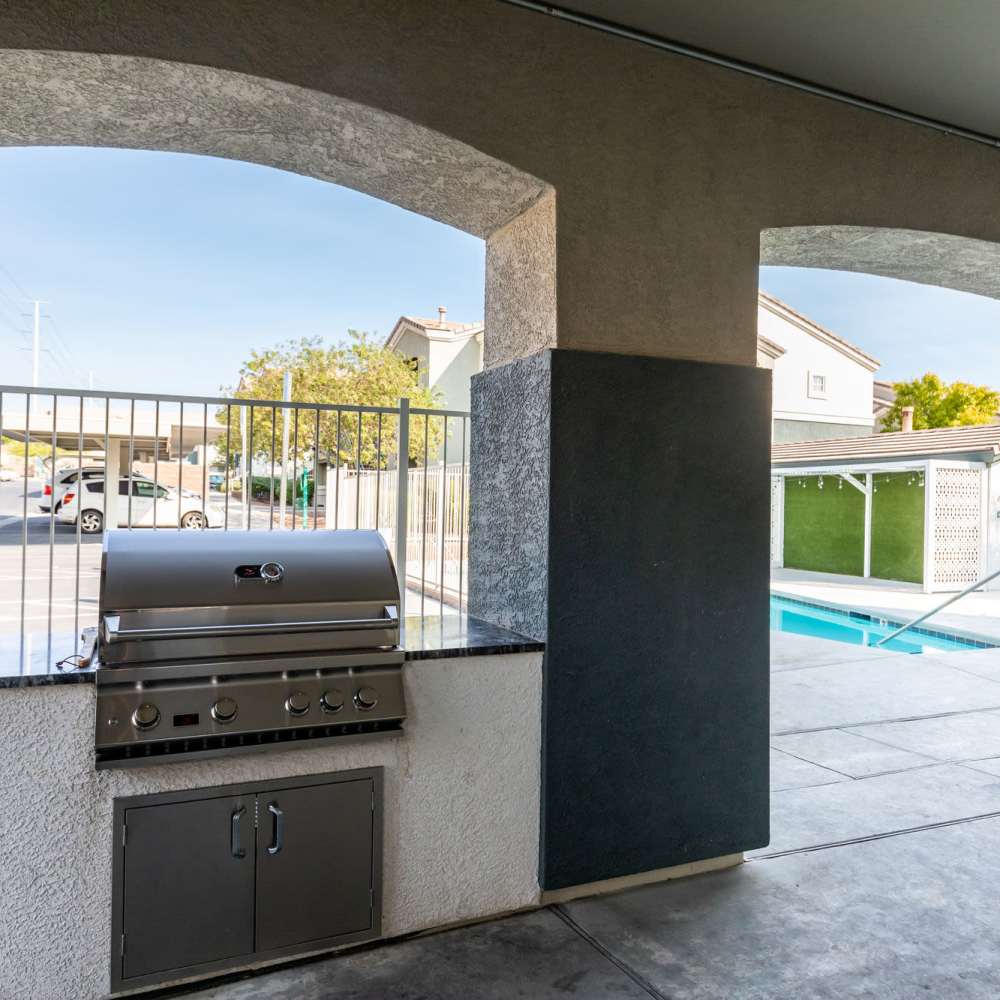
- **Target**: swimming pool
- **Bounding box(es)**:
[769,595,994,654]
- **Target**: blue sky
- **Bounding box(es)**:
[760,267,1000,386]
[1,146,999,396]
[0,147,485,394]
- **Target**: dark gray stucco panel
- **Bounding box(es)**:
[542,351,771,887]
[469,349,770,890]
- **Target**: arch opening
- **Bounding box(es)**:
[0,48,557,366]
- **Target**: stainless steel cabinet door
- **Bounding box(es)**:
[255,778,374,953]
[121,795,255,981]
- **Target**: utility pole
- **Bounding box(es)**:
[31,301,40,387]
[240,405,249,530]
[278,372,293,528]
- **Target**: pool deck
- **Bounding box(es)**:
[772,566,1000,643]
[176,631,1000,999]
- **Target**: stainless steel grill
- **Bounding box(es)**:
[93,529,405,768]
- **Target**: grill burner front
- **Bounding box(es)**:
[93,530,405,768]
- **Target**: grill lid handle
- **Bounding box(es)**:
[102,606,399,643]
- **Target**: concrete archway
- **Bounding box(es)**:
[761,225,1000,301]
[0,48,557,366]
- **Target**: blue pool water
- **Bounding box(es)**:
[769,595,992,655]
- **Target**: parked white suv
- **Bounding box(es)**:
[40,466,124,514]
[58,477,224,532]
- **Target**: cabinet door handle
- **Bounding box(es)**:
[231,805,246,859]
[266,802,284,855]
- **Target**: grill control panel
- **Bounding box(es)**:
[95,663,406,767]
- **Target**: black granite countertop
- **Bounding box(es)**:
[401,614,544,660]
[0,616,544,689]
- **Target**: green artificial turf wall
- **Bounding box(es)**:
[783,475,865,576]
[870,472,925,584]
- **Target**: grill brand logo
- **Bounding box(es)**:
[234,562,285,583]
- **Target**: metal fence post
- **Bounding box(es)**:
[395,398,410,617]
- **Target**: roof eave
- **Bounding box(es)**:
[758,291,881,371]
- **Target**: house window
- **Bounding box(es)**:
[808,372,828,399]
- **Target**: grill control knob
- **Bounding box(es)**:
[211,697,238,723]
[354,686,379,711]
[321,689,345,713]
[285,691,310,716]
[132,703,160,730]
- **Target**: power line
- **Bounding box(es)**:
[0,279,21,314]
[0,302,22,334]
[43,314,84,378]
[0,262,87,388]
[0,262,31,300]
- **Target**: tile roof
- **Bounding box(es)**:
[400,316,484,335]
[772,423,1000,465]
[758,290,880,370]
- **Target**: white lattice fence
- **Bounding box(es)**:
[931,466,984,588]
[770,476,784,566]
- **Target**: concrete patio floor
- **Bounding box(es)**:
[175,632,1000,999]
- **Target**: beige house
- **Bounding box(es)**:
[385,306,483,411]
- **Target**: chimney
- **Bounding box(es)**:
[901,406,914,433]
[438,305,447,326]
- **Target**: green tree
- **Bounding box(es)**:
[881,373,999,432]
[218,332,443,470]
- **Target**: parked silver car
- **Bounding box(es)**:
[58,477,224,532]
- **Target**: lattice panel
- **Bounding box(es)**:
[932,468,983,586]
[770,477,783,565]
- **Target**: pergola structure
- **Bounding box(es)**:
[772,425,1000,593]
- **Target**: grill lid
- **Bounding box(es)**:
[98,529,401,665]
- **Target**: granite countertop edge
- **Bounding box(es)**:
[0,616,545,688]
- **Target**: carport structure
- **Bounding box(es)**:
[772,425,1000,592]
[0,392,224,523]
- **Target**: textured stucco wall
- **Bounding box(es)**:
[484,191,557,368]
[468,352,551,641]
[5,1,1000,366]
[0,653,542,1000]
[0,49,548,243]
[762,226,1000,301]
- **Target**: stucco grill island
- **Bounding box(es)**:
[0,555,544,997]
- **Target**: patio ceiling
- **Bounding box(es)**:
[526,1,1000,142]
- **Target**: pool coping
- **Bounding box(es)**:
[770,590,1000,651]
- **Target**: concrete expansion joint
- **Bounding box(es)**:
[750,807,1000,862]
[773,701,1000,737]
[550,904,670,1000]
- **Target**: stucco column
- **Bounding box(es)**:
[469,348,771,891]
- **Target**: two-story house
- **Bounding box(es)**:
[757,291,880,443]
[384,306,483,411]
[388,294,879,445]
